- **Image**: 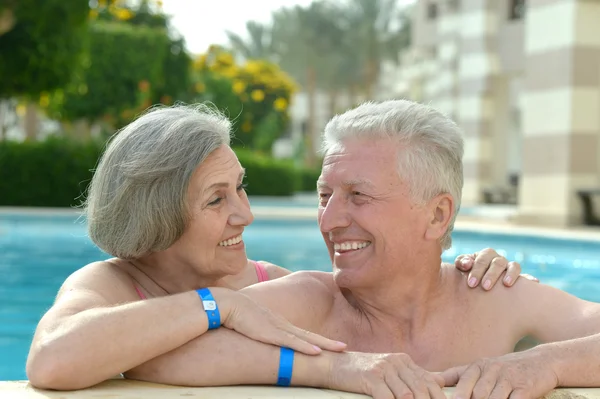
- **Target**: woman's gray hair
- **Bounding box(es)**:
[321,100,464,250]
[84,104,232,259]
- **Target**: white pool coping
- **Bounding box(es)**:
[2,380,600,398]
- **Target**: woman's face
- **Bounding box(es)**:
[167,145,254,278]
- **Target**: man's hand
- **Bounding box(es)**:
[329,352,446,399]
[454,248,539,290]
[440,349,559,399]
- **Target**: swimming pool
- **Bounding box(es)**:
[1,211,599,381]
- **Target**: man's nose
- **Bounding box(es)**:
[319,193,351,233]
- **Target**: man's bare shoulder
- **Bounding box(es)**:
[240,270,336,330]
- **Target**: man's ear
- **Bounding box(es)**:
[424,193,454,242]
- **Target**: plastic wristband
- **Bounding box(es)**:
[196,288,221,329]
[276,347,294,386]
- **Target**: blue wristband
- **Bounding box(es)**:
[276,347,294,386]
[196,288,221,329]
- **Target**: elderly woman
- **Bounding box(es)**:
[26,104,523,391]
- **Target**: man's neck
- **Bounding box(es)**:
[340,258,451,343]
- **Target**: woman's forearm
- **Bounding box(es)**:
[27,288,237,390]
[126,327,330,388]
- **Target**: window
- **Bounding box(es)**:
[509,0,526,20]
[427,2,438,20]
[448,0,460,12]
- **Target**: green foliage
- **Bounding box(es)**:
[0,138,320,207]
[44,21,170,127]
[0,0,90,98]
[235,149,299,196]
[192,46,295,152]
[0,137,103,207]
[298,166,321,192]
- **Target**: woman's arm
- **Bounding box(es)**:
[27,263,343,390]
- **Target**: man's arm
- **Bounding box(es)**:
[520,280,600,386]
[443,279,600,398]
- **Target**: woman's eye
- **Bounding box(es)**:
[208,197,223,206]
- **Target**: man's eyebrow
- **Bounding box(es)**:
[342,179,375,189]
[316,179,375,190]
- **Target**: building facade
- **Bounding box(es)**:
[394,0,600,227]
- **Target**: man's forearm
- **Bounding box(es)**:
[124,328,330,387]
[545,334,600,387]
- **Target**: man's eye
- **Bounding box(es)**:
[237,183,248,191]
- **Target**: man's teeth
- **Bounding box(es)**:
[219,235,243,247]
[333,241,370,251]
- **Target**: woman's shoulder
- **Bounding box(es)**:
[56,258,139,303]
[253,260,291,281]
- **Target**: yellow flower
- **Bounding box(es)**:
[241,121,252,133]
[244,60,261,75]
[251,89,265,102]
[98,0,107,6]
[39,93,50,108]
[114,8,134,21]
[193,54,207,70]
[219,66,237,78]
[273,97,288,112]
[16,104,26,116]
[216,52,234,66]
[156,0,163,8]
[195,82,206,93]
[89,9,99,19]
[232,80,246,94]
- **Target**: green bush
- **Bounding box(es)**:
[298,166,321,192]
[0,138,317,207]
[234,149,299,196]
[0,137,103,207]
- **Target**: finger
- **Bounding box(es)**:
[509,388,529,399]
[427,378,447,399]
[262,329,323,355]
[398,366,429,399]
[291,327,347,352]
[440,366,466,387]
[520,273,539,283]
[455,254,474,272]
[489,379,513,399]
[453,364,482,399]
[480,257,508,290]
[472,368,500,399]
[502,261,521,286]
[468,248,499,288]
[370,382,395,399]
[384,371,412,399]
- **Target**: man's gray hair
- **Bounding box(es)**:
[321,100,464,250]
[84,104,232,259]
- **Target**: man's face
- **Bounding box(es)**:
[317,138,431,289]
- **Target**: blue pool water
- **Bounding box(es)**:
[1,212,599,381]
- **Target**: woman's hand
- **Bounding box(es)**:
[218,290,346,355]
[454,248,538,290]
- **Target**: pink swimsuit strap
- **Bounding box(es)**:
[134,284,147,300]
[252,260,270,283]
[133,260,270,300]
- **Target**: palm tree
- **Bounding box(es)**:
[341,0,411,99]
[226,21,275,61]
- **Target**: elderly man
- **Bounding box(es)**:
[128,100,600,399]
